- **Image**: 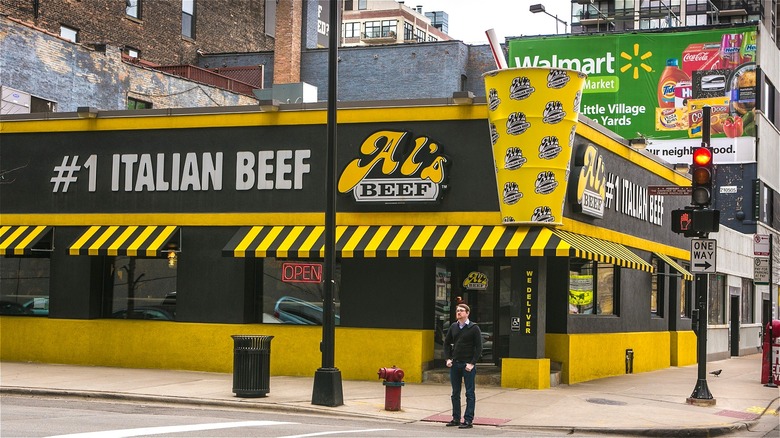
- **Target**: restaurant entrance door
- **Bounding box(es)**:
[434,260,511,367]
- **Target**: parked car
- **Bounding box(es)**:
[479,322,494,361]
[112,307,174,320]
[273,296,340,325]
[23,297,49,315]
[262,313,283,323]
[0,301,33,315]
[441,320,493,361]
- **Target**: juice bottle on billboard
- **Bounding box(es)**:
[720,33,742,70]
[740,30,757,63]
[657,58,690,108]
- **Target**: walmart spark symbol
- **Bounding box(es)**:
[51,155,80,193]
[620,43,653,80]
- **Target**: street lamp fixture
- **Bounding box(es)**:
[530,4,568,34]
[452,91,474,105]
[76,106,98,118]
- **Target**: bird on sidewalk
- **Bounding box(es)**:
[709,369,722,377]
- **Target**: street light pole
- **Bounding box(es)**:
[529,4,568,34]
[311,0,343,407]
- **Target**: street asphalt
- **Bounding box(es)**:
[1,353,778,436]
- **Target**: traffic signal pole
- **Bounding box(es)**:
[686,106,715,406]
[688,272,714,404]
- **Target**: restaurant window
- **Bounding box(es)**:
[109,256,177,320]
[741,277,754,324]
[60,25,78,42]
[708,273,726,324]
[126,0,141,19]
[0,257,50,316]
[680,262,691,318]
[568,258,617,315]
[650,257,663,317]
[182,0,195,39]
[263,259,340,325]
[127,97,152,110]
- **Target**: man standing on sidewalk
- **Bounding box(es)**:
[444,303,482,429]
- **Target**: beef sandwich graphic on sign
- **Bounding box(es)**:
[483,67,587,225]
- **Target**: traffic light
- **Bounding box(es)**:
[691,146,713,207]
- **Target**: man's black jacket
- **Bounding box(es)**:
[444,321,482,364]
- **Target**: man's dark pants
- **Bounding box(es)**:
[450,361,476,423]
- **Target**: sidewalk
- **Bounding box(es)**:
[2,354,778,436]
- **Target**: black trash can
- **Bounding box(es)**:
[231,335,274,397]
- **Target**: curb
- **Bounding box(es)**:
[0,387,395,422]
[1,386,756,436]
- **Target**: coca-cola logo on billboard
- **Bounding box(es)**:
[683,52,711,62]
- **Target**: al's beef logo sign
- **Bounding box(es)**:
[338,130,449,203]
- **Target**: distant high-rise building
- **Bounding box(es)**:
[568,0,775,48]
[341,0,452,46]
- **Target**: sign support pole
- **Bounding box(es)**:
[688,272,715,404]
[765,236,777,388]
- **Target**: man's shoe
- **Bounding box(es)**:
[458,422,473,429]
[445,420,460,427]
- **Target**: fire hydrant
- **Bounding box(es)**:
[378,366,405,411]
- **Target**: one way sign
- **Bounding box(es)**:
[691,239,717,273]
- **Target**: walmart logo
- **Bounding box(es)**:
[619,43,653,80]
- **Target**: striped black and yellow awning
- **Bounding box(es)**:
[68,226,180,256]
[551,229,655,273]
[223,226,652,273]
[223,225,573,259]
[654,252,693,280]
[0,226,54,256]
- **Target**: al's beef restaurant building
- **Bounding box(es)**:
[0,100,693,388]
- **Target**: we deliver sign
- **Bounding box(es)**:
[508,26,758,142]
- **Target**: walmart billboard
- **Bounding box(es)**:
[507,26,757,144]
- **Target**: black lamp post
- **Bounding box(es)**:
[311,0,344,407]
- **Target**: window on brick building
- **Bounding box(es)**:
[415,28,426,42]
[404,22,414,40]
[60,25,78,42]
[342,22,359,39]
[182,0,195,39]
[127,97,152,110]
[126,0,141,19]
[124,47,140,58]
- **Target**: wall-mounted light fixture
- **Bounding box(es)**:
[673,163,690,173]
[257,99,280,112]
[452,91,474,105]
[629,137,647,150]
[167,250,178,269]
[76,106,98,118]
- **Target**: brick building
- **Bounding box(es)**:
[0,0,275,66]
